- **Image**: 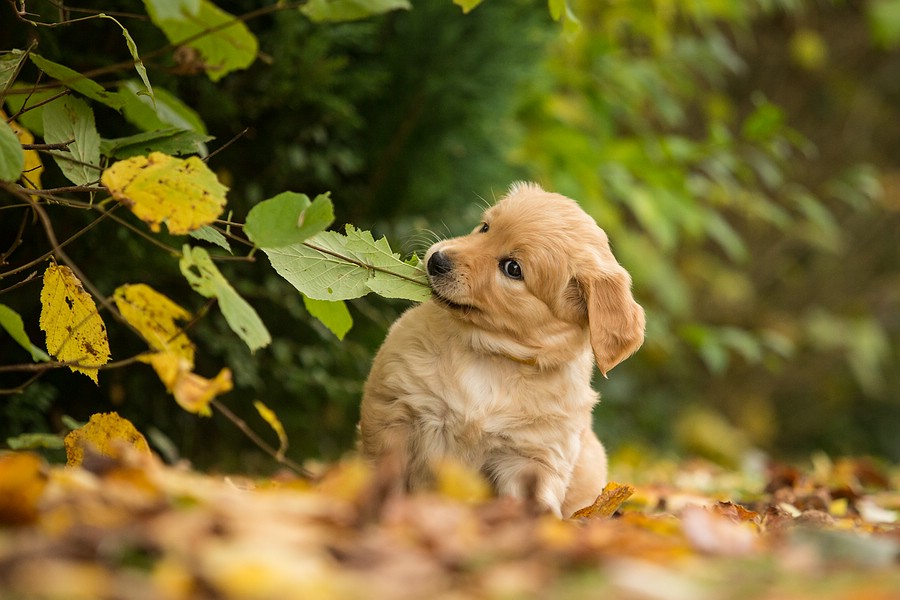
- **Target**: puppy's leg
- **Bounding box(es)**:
[486,453,568,517]
[561,428,608,517]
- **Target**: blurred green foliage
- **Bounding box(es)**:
[1,0,897,468]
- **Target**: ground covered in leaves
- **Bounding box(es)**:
[1,423,899,600]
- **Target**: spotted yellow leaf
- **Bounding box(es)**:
[64,412,151,467]
[39,263,110,384]
[254,400,288,460]
[113,283,193,363]
[101,151,227,235]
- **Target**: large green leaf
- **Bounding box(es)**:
[301,0,411,23]
[143,0,258,82]
[42,96,101,186]
[244,192,335,248]
[0,120,24,182]
[179,245,271,352]
[29,54,124,110]
[263,225,430,302]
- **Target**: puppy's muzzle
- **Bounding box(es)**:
[427,251,453,278]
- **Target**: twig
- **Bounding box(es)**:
[21,140,75,151]
[211,398,314,479]
[204,127,250,162]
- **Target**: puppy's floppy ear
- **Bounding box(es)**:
[580,260,645,377]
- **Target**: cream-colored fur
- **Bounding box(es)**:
[360,182,645,517]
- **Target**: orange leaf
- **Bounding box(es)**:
[571,481,635,519]
[0,452,47,525]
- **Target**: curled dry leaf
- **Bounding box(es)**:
[571,481,635,519]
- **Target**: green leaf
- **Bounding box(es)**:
[4,84,59,136]
[301,0,411,23]
[0,49,28,96]
[100,15,154,106]
[190,225,232,253]
[868,0,900,49]
[303,295,353,340]
[143,0,258,82]
[244,192,335,248]
[0,120,24,182]
[143,0,200,21]
[120,81,207,135]
[7,432,65,450]
[29,54,124,110]
[100,128,213,159]
[453,0,483,14]
[263,225,430,302]
[42,95,101,186]
[0,303,50,362]
[179,245,271,352]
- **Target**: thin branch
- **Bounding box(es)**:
[0,270,38,296]
[0,371,44,395]
[0,186,115,279]
[204,127,249,162]
[21,140,75,151]
[211,398,314,479]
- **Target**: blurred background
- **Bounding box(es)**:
[2,0,898,469]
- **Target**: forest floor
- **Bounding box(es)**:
[1,417,899,600]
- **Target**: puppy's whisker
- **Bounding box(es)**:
[405,229,444,256]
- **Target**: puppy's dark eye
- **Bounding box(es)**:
[479,222,489,233]
[500,259,523,280]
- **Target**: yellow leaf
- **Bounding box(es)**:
[0,452,47,525]
[142,350,231,415]
[64,412,151,467]
[171,365,233,416]
[113,283,194,362]
[571,481,635,519]
[1,110,43,192]
[434,458,492,503]
[254,400,288,460]
[100,151,228,235]
[39,263,110,383]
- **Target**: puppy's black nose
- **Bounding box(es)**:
[427,251,453,277]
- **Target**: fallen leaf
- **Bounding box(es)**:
[39,262,110,383]
[0,452,47,525]
[571,481,635,519]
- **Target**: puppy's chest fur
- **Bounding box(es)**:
[362,303,598,489]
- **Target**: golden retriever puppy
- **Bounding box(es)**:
[360,182,645,517]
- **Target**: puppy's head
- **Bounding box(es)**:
[425,182,645,374]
